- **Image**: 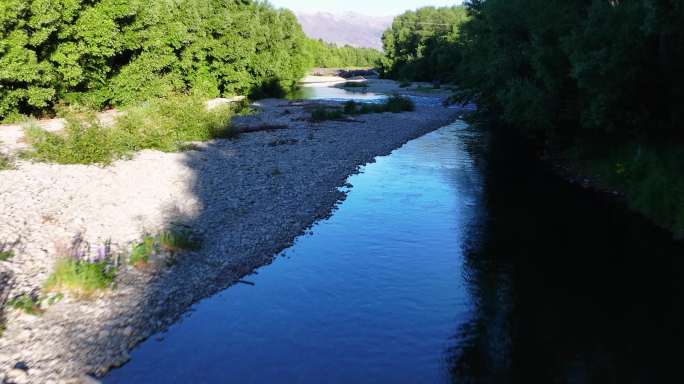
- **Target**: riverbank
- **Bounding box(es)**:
[0,85,462,383]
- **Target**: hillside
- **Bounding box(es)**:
[296,12,392,50]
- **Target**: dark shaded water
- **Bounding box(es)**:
[106,120,683,383]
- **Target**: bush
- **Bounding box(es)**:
[584,144,684,237]
[0,0,309,121]
[24,116,121,165]
[130,229,201,267]
[114,95,236,152]
[130,235,157,267]
[385,95,415,113]
[310,106,346,122]
[0,154,12,170]
[159,229,202,253]
[7,294,43,316]
[44,258,116,298]
[0,250,14,261]
[343,101,359,114]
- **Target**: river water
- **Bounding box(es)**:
[106,87,683,383]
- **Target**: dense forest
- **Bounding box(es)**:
[305,39,383,69]
[0,0,379,122]
[380,6,468,82]
[382,1,684,235]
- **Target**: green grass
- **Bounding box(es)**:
[310,106,346,122]
[581,143,684,237]
[130,234,157,267]
[43,258,117,298]
[159,229,202,253]
[131,230,201,267]
[7,294,43,315]
[0,153,14,170]
[311,96,415,122]
[23,95,239,165]
[0,250,14,261]
[24,115,120,164]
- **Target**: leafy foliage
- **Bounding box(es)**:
[0,0,310,120]
[381,6,469,82]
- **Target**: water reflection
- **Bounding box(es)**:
[449,128,684,383]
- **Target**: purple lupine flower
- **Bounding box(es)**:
[96,244,108,262]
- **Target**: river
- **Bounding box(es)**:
[105,85,683,384]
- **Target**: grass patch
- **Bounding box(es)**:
[130,229,201,267]
[0,153,13,170]
[7,294,43,316]
[24,115,120,165]
[159,229,202,253]
[311,106,346,122]
[0,250,14,261]
[580,142,684,237]
[23,95,240,165]
[130,234,157,267]
[43,258,117,298]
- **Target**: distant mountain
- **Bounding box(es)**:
[295,12,393,50]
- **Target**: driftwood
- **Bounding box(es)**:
[233,124,289,134]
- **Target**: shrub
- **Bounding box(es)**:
[310,106,345,122]
[130,229,201,267]
[0,250,14,261]
[23,95,238,165]
[24,115,121,165]
[130,235,157,267]
[343,101,359,114]
[0,154,13,170]
[114,95,236,153]
[582,143,684,237]
[159,229,202,253]
[384,95,415,112]
[44,258,117,298]
[7,294,43,316]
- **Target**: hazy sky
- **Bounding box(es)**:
[269,0,462,17]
